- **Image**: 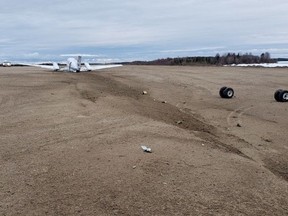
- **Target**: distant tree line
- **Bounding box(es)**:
[125,52,277,66]
[215,52,276,65]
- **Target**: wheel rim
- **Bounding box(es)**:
[227,90,233,97]
[283,92,288,100]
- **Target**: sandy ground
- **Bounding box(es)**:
[0,65,287,215]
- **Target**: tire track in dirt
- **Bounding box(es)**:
[227,105,255,127]
[226,105,288,182]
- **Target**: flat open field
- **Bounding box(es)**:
[1,65,288,215]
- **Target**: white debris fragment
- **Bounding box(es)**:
[141,145,152,153]
[143,91,148,95]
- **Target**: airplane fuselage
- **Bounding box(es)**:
[67,57,80,72]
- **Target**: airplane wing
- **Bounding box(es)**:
[80,63,123,72]
[21,62,60,71]
[20,58,122,72]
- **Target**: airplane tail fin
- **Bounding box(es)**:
[77,56,82,70]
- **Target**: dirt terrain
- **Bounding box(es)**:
[0,65,287,215]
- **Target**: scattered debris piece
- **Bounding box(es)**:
[133,166,137,169]
[261,137,272,143]
[202,143,205,146]
[141,145,152,153]
[176,120,183,125]
[162,101,167,103]
[142,91,148,95]
[236,123,242,127]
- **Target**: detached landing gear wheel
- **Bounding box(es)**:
[220,86,234,99]
[279,90,288,102]
[274,89,283,102]
[224,87,234,98]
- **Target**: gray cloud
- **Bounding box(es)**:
[1,0,288,61]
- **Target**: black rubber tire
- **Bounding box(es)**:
[219,86,227,98]
[274,89,283,102]
[223,87,234,99]
[278,90,288,102]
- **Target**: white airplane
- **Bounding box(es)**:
[27,56,122,72]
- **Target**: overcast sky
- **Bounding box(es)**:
[1,0,288,62]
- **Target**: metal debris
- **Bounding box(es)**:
[141,145,152,153]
